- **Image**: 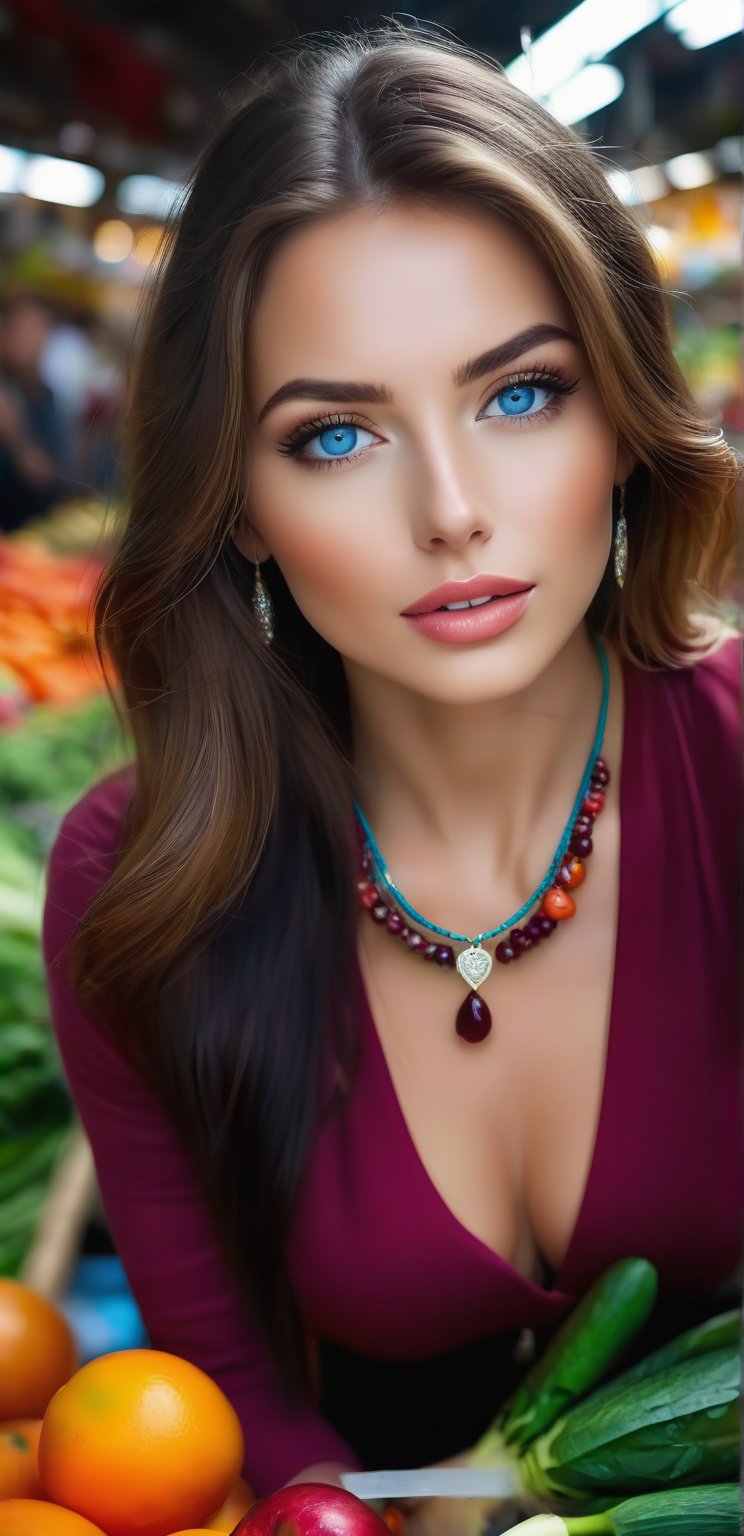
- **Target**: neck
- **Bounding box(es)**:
[347,625,611,918]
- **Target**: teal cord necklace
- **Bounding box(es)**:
[354,635,612,1042]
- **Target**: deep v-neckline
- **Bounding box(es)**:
[352,649,635,1302]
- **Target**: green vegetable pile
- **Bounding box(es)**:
[467,1257,741,1534]
[0,693,129,1277]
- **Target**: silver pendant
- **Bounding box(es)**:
[253,569,274,644]
[456,944,492,991]
[614,512,628,589]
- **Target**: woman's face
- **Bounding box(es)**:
[243,202,630,703]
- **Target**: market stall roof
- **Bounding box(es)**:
[0,0,739,182]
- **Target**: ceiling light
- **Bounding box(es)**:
[116,174,185,218]
[547,63,625,124]
[506,0,675,98]
[93,219,134,263]
[665,0,741,47]
[663,151,716,188]
[21,155,104,207]
[606,163,668,203]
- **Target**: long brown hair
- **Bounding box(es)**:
[65,24,740,1396]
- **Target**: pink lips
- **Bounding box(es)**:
[402,574,536,646]
[402,573,534,616]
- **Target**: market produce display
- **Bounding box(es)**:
[0,1269,739,1535]
[0,830,75,1281]
[0,511,129,1280]
[0,697,128,1279]
[462,1258,740,1526]
[0,1282,255,1534]
[0,531,109,713]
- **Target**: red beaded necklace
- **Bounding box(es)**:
[355,754,609,1042]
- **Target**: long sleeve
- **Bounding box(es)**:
[41,774,362,1496]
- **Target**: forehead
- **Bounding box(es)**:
[248,202,575,391]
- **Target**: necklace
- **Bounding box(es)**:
[354,636,611,1044]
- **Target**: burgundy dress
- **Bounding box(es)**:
[42,634,744,1495]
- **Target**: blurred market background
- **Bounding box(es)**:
[0,0,741,1356]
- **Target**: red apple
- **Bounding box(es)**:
[230,1483,390,1536]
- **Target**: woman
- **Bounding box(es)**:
[43,25,742,1510]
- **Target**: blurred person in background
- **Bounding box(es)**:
[41,306,99,478]
[0,291,80,531]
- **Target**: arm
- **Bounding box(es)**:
[42,791,362,1497]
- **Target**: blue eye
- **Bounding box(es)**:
[304,424,377,461]
[487,382,553,418]
[278,369,576,466]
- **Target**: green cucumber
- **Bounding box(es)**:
[603,1481,741,1534]
[501,1481,741,1533]
[488,1258,659,1454]
[521,1346,740,1500]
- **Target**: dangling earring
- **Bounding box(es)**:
[252,558,274,644]
[614,485,628,590]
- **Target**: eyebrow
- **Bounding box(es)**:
[256,322,579,424]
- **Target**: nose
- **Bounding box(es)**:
[408,433,494,553]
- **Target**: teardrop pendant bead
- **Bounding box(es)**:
[456,990,492,1042]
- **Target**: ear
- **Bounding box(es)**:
[231,515,271,564]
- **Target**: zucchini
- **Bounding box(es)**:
[501,1481,740,1533]
[477,1259,658,1457]
[520,1346,740,1500]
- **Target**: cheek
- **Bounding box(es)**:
[500,406,616,555]
[250,463,386,617]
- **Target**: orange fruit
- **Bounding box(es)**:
[167,1531,218,1535]
[0,1280,78,1418]
[0,1502,107,1534]
[0,1418,44,1499]
[205,1476,255,1530]
[39,1348,244,1536]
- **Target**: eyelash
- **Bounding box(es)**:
[276,363,580,468]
